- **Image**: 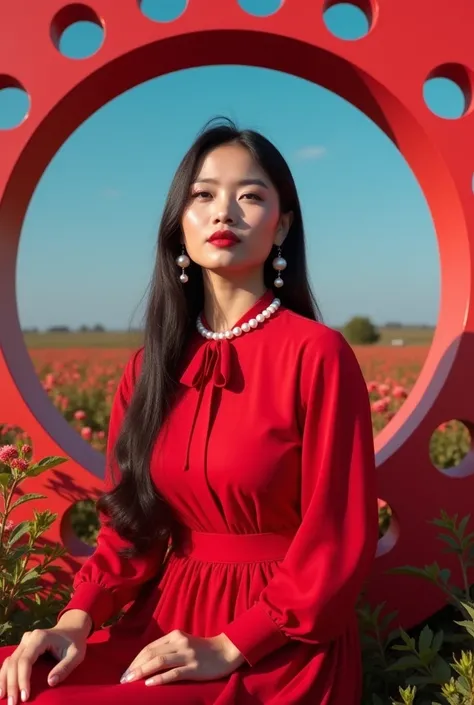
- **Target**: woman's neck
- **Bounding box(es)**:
[202,272,268,333]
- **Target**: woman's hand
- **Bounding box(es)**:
[0,626,88,704]
[120,630,245,686]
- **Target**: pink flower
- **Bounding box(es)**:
[21,444,32,457]
[0,445,19,463]
[74,410,86,421]
[371,397,390,414]
[366,381,378,393]
[392,385,408,399]
[10,458,29,472]
[81,427,92,441]
[97,431,105,440]
[378,383,390,396]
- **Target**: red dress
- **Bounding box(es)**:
[0,290,378,704]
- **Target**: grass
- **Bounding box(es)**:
[23,326,435,350]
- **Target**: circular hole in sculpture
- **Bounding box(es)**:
[61,499,99,556]
[51,4,104,59]
[423,64,472,120]
[237,0,282,17]
[430,420,473,476]
[0,76,30,130]
[377,499,399,557]
[323,0,373,40]
[18,67,439,459]
[139,0,188,22]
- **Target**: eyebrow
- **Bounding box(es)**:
[192,177,269,189]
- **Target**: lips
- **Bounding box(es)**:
[208,230,240,247]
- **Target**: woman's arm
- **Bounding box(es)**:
[56,350,168,635]
[221,329,379,665]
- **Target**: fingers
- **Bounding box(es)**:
[46,643,83,687]
[122,652,189,683]
[145,665,197,686]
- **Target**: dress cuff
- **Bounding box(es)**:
[56,583,114,634]
[222,602,290,666]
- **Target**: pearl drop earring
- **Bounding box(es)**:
[176,245,191,283]
[272,246,287,288]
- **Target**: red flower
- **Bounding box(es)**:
[74,410,86,421]
[21,444,32,457]
[10,457,29,472]
[81,427,92,441]
[392,385,408,399]
[0,445,19,463]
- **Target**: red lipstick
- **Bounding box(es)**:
[207,230,240,248]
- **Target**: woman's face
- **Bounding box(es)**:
[181,143,292,275]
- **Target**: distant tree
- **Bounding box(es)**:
[47,326,70,333]
[343,316,380,345]
[92,324,105,332]
[78,325,90,332]
[385,321,402,328]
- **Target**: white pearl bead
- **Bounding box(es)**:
[274,277,284,288]
[218,332,226,340]
[241,322,250,333]
[225,330,234,339]
[176,254,191,268]
[206,331,213,339]
[180,273,189,283]
[233,327,242,336]
[212,332,219,340]
[249,318,258,328]
[274,298,281,306]
[262,309,271,318]
[256,313,265,323]
[272,256,287,271]
[268,305,276,313]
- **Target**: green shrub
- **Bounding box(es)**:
[343,316,380,345]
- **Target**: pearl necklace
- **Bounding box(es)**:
[197,298,281,341]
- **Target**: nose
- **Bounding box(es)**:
[212,195,237,226]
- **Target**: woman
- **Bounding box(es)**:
[0,119,378,705]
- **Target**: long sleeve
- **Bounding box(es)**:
[222,329,379,666]
[57,349,168,634]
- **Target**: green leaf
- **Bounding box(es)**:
[418,625,433,655]
[20,569,39,584]
[454,620,474,638]
[386,655,421,671]
[431,630,444,654]
[27,456,68,477]
[9,494,47,512]
[0,473,11,489]
[7,520,30,547]
[390,566,435,583]
[459,600,474,621]
[430,655,452,684]
[438,533,461,552]
[438,569,451,584]
[457,515,470,539]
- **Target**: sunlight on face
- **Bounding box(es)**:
[181,143,291,275]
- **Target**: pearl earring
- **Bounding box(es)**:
[272,246,287,288]
[176,245,190,283]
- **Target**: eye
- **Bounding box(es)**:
[241,193,263,201]
[192,191,212,199]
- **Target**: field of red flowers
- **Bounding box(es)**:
[0,345,469,472]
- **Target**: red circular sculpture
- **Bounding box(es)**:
[1,0,474,629]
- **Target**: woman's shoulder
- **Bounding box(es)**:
[280,308,350,358]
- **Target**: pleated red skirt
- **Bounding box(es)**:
[0,531,361,704]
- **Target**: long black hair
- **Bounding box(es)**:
[96,118,321,556]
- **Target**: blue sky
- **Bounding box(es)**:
[1,3,463,330]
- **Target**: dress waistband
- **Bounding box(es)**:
[173,531,293,563]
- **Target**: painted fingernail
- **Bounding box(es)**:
[21,691,27,703]
[7,696,13,705]
[145,678,155,686]
[49,675,58,686]
[0,687,3,698]
[120,671,135,683]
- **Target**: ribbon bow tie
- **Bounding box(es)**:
[179,338,234,471]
